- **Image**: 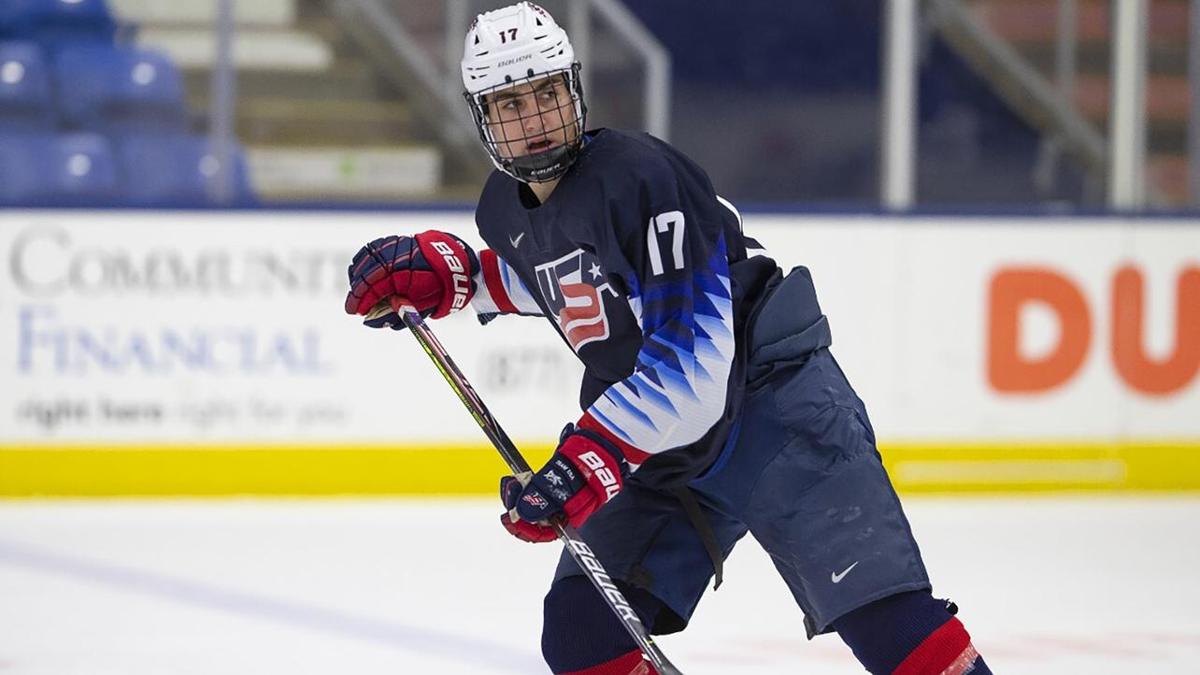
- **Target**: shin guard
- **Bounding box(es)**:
[893,617,989,675]
[542,576,664,674]
[833,590,991,675]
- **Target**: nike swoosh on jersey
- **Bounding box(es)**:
[831,561,859,584]
[509,231,526,248]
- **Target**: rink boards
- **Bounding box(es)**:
[1,210,1197,495]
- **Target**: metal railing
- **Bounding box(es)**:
[1108,0,1148,209]
[885,0,1188,210]
[207,0,237,205]
[196,0,1185,210]
[586,0,671,141]
[882,0,919,210]
[337,0,671,149]
[1191,0,1200,202]
[331,0,482,171]
[923,0,1109,203]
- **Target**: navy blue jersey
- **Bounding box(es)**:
[471,129,778,487]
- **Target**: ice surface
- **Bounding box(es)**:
[1,496,1198,674]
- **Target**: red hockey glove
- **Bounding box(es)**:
[500,423,629,543]
[344,231,478,327]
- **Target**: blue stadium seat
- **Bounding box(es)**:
[0,132,118,204]
[55,45,187,134]
[0,41,54,129]
[117,134,254,205]
[0,0,116,47]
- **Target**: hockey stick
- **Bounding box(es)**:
[393,302,683,675]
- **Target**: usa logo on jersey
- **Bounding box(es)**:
[534,249,618,352]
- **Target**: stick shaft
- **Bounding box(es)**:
[399,310,681,675]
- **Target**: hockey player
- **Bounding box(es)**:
[344,3,991,674]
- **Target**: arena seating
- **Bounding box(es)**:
[54,44,187,134]
[0,132,118,203]
[116,133,252,205]
[0,0,116,47]
[0,0,255,206]
[0,40,54,129]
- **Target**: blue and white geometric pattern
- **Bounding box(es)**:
[587,238,735,460]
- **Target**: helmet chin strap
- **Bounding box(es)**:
[506,142,579,183]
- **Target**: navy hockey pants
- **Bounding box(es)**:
[552,267,931,638]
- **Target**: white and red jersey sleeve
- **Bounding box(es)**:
[471,248,544,319]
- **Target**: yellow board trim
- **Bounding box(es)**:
[0,444,559,497]
[881,441,1200,493]
[1,441,1199,496]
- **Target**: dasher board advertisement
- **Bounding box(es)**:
[1,211,1197,494]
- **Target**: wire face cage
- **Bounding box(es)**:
[464,63,587,183]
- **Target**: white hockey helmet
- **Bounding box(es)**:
[461,2,587,183]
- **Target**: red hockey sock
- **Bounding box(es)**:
[893,617,981,675]
[563,649,657,675]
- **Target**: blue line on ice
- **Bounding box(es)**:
[0,537,542,673]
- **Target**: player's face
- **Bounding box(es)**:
[484,75,579,161]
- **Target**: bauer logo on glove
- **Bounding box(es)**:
[344,230,480,329]
[499,423,629,543]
